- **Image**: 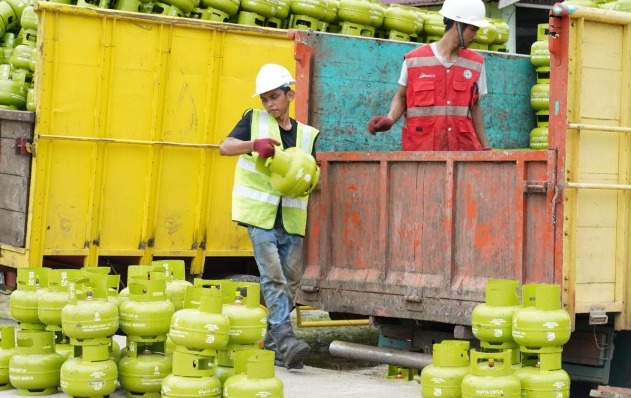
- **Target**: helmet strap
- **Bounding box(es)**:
[456,22,466,49]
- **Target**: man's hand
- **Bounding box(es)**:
[367,116,394,134]
[252,138,280,158]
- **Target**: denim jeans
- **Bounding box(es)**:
[248,226,304,326]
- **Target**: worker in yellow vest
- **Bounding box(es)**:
[219,64,319,370]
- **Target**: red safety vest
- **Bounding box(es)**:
[403,45,484,151]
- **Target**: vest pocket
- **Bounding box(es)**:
[455,119,480,150]
[403,120,434,151]
[412,80,435,106]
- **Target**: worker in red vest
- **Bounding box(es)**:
[367,0,491,151]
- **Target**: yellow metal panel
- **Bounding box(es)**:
[32,3,295,274]
[98,144,152,250]
[563,12,631,329]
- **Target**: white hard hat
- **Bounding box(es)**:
[439,0,490,28]
[252,64,296,97]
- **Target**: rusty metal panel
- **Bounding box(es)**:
[301,150,556,325]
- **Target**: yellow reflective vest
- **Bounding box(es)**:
[231,110,319,236]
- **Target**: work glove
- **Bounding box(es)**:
[252,138,280,158]
[367,116,394,135]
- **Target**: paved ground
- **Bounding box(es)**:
[0,362,421,398]
[0,318,422,398]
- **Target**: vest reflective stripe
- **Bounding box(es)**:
[232,109,319,236]
[233,184,280,206]
[282,197,308,210]
[406,56,483,72]
[407,105,470,117]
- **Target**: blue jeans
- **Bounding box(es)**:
[248,226,304,326]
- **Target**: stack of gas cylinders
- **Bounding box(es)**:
[529,23,551,150]
[421,279,572,397]
[3,263,283,397]
[0,0,37,111]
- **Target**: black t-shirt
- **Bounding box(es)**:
[228,109,318,231]
[228,109,316,157]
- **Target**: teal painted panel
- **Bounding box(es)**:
[302,33,536,152]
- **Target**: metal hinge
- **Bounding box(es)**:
[589,305,608,325]
[14,137,34,156]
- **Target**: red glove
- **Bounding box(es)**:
[367,116,394,134]
[252,138,280,158]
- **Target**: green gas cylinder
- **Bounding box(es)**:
[169,286,230,350]
[474,20,496,45]
[420,340,470,398]
[119,265,155,305]
[0,325,16,391]
[461,350,521,398]
[512,284,571,351]
[118,342,172,398]
[382,4,417,34]
[514,352,570,397]
[119,271,175,338]
[82,267,122,307]
[10,268,50,328]
[291,0,329,21]
[215,344,260,385]
[472,279,521,345]
[491,19,509,45]
[223,283,267,345]
[423,11,445,37]
[530,40,550,68]
[530,126,549,150]
[161,349,222,397]
[240,0,278,18]
[150,259,193,311]
[20,5,37,30]
[9,330,65,396]
[38,269,83,330]
[337,0,372,25]
[530,83,550,112]
[261,146,320,198]
[223,350,283,398]
[60,344,118,398]
[61,279,119,340]
[367,0,385,29]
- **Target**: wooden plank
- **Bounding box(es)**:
[0,208,25,247]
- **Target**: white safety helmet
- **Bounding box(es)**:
[252,64,296,97]
[439,0,490,28]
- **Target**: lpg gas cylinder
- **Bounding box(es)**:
[530,39,550,67]
[161,349,222,398]
[530,83,550,111]
[530,126,549,150]
[0,325,16,391]
[61,279,119,341]
[423,11,445,37]
[215,344,260,385]
[119,271,175,338]
[38,269,83,330]
[491,18,509,45]
[223,350,283,398]
[421,340,470,398]
[222,283,267,345]
[474,20,496,45]
[461,349,521,398]
[382,4,417,35]
[514,352,570,397]
[118,343,172,398]
[9,330,64,396]
[119,265,155,304]
[471,279,521,345]
[262,146,320,198]
[150,259,193,311]
[169,286,230,350]
[60,344,117,398]
[337,0,371,25]
[512,284,571,351]
[10,267,50,328]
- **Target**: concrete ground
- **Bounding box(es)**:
[0,362,421,398]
